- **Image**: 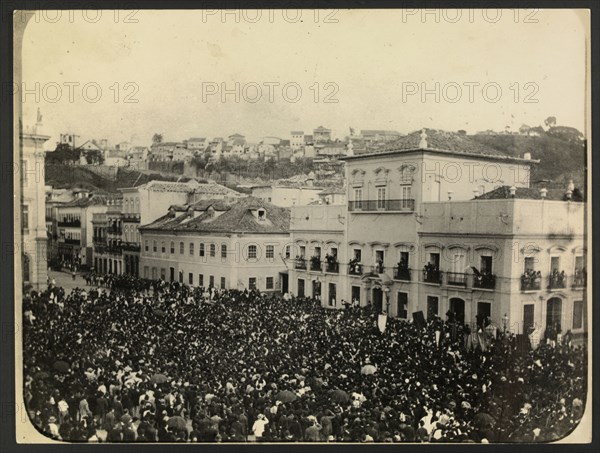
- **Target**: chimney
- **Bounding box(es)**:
[523,152,531,160]
[509,186,517,197]
[540,188,548,199]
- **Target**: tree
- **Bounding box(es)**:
[152,133,163,144]
[85,149,104,165]
[47,143,80,164]
[544,116,557,128]
[457,130,467,136]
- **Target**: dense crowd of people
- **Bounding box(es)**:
[22,275,587,443]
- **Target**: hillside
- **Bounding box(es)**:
[45,164,191,193]
[469,132,586,189]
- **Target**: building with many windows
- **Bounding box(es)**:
[138,197,290,292]
[287,128,587,340]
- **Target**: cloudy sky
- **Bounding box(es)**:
[18,9,589,149]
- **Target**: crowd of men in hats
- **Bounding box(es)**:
[22,275,587,443]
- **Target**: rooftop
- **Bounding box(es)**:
[345,128,540,163]
[140,196,290,234]
[474,185,584,202]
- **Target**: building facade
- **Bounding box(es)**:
[20,129,50,290]
[139,197,290,292]
[287,128,587,340]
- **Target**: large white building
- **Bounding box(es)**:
[139,197,291,292]
[288,128,587,342]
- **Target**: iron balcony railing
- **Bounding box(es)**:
[393,267,411,281]
[348,199,415,212]
[473,274,496,290]
[520,275,542,291]
[447,272,468,287]
[122,213,141,222]
[348,263,363,276]
[57,219,81,227]
[372,264,386,274]
[310,259,322,271]
[63,238,81,245]
[572,273,586,288]
[547,272,567,290]
[422,269,443,284]
[295,259,307,270]
[325,261,339,273]
[121,242,141,252]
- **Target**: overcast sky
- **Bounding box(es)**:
[19,9,589,149]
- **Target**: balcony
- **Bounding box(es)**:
[108,227,123,235]
[57,219,81,227]
[348,199,415,213]
[422,268,443,285]
[572,272,587,289]
[393,266,411,281]
[309,258,322,272]
[295,258,307,270]
[324,261,339,273]
[547,272,567,290]
[64,238,81,245]
[521,273,542,292]
[121,242,141,252]
[447,272,468,287]
[372,264,385,274]
[122,213,141,222]
[473,274,496,290]
[348,263,364,276]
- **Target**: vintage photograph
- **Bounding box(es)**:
[14,8,591,443]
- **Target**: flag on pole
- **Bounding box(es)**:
[378,314,387,334]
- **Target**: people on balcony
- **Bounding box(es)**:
[395,259,410,279]
[573,266,587,287]
[310,255,321,271]
[324,253,338,272]
[548,269,566,288]
[423,262,440,282]
[295,255,306,268]
[473,270,495,288]
[521,270,542,290]
[348,256,362,275]
[375,259,384,274]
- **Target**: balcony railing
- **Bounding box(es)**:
[447,272,468,287]
[422,269,443,284]
[520,274,542,291]
[348,199,415,212]
[122,213,141,222]
[473,274,496,290]
[372,264,386,274]
[121,242,141,252]
[310,259,322,271]
[547,272,567,290]
[348,263,364,276]
[572,272,587,288]
[295,259,307,270]
[64,238,81,245]
[324,261,339,273]
[108,227,123,235]
[393,266,411,281]
[57,219,81,227]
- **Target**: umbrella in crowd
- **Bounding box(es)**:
[150,373,168,384]
[330,389,349,403]
[52,360,70,373]
[167,416,187,431]
[275,390,297,403]
[360,364,377,375]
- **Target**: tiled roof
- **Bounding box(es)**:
[140,197,290,234]
[189,137,206,142]
[61,193,112,208]
[474,185,576,201]
[352,128,535,160]
[314,126,330,132]
[192,183,240,196]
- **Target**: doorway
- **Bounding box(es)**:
[546,297,562,332]
[372,287,383,313]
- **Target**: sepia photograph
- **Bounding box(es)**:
[10,6,593,445]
